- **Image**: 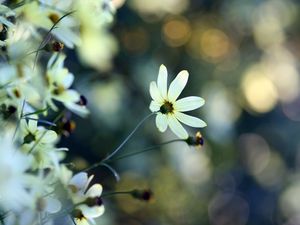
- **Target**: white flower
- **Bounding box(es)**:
[0,133,34,211]
[68,172,105,225]
[149,64,207,139]
[19,115,67,169]
[45,53,89,117]
[74,0,118,71]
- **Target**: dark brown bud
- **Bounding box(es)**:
[55,115,76,137]
[185,131,204,147]
[131,189,154,202]
[77,95,88,106]
[52,41,64,52]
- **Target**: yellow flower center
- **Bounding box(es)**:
[160,101,174,114]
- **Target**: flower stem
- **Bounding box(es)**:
[107,139,183,162]
[83,139,184,172]
[102,112,155,162]
[102,190,133,198]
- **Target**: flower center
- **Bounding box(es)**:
[160,101,174,114]
[85,197,103,207]
[23,132,36,144]
[72,209,85,220]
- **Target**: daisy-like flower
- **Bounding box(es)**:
[68,172,104,225]
[45,53,89,117]
[19,115,67,169]
[149,65,207,139]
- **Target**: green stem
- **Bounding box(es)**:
[102,112,155,162]
[102,191,133,198]
[107,139,183,162]
[83,139,183,172]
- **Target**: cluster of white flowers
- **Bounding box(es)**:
[0,0,206,224]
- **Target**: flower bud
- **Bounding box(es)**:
[131,189,154,202]
[77,95,88,106]
[185,131,204,147]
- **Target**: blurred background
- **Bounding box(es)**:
[61,0,300,224]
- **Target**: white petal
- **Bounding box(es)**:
[55,89,80,102]
[86,184,103,198]
[149,82,164,103]
[45,197,61,213]
[79,205,105,218]
[155,113,168,132]
[63,73,74,89]
[65,102,89,117]
[69,172,89,192]
[40,130,57,143]
[174,112,207,128]
[168,70,189,102]
[157,64,168,99]
[149,100,161,112]
[174,96,205,112]
[28,119,38,133]
[167,115,188,139]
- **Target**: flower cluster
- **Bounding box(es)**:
[0,1,206,225]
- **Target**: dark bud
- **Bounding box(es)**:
[52,41,64,52]
[44,41,64,52]
[185,131,204,147]
[0,24,8,41]
[55,115,76,137]
[77,95,88,106]
[131,189,154,202]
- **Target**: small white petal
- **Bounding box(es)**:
[63,73,74,89]
[69,172,89,192]
[157,64,168,99]
[168,70,189,102]
[40,130,57,143]
[45,197,61,214]
[155,113,168,132]
[149,82,164,103]
[174,112,207,128]
[79,204,105,218]
[167,115,189,139]
[28,119,38,133]
[65,103,89,117]
[149,100,161,112]
[174,96,205,112]
[86,184,103,198]
[55,89,80,102]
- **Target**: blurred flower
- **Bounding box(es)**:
[149,64,206,139]
[19,115,66,169]
[68,172,105,225]
[74,0,118,71]
[0,133,34,211]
